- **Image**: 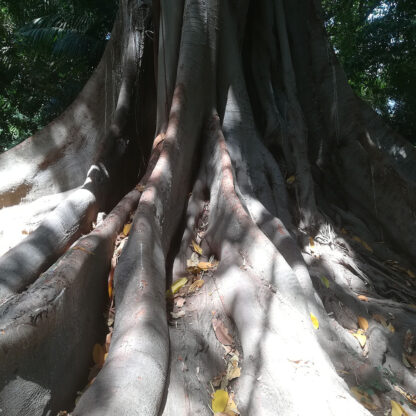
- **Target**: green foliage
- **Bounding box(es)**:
[322,0,416,143]
[0,0,116,152]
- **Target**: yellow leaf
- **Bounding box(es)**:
[321,276,330,288]
[373,314,388,328]
[123,223,132,236]
[358,316,369,331]
[286,175,295,184]
[387,323,395,333]
[191,240,203,255]
[358,295,369,302]
[353,330,367,347]
[310,313,319,329]
[166,277,188,297]
[212,390,229,413]
[92,344,105,366]
[391,400,409,416]
[361,240,373,252]
[407,270,415,278]
[309,237,315,248]
[188,279,204,294]
[108,280,113,299]
[350,386,378,410]
[224,394,240,415]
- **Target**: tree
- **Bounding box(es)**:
[0,0,415,414]
[322,0,416,142]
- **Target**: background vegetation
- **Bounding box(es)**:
[0,0,414,152]
[0,0,116,151]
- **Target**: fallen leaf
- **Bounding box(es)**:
[358,294,369,302]
[393,385,416,406]
[135,184,145,192]
[358,316,369,331]
[407,270,415,278]
[387,323,395,333]
[92,344,105,366]
[361,240,373,253]
[321,275,330,288]
[122,223,131,236]
[309,237,315,248]
[174,297,186,308]
[405,353,416,368]
[353,330,367,347]
[188,279,204,294]
[286,175,295,184]
[310,313,319,329]
[187,252,199,268]
[350,386,378,410]
[373,314,388,327]
[198,261,219,271]
[224,393,240,415]
[341,227,348,235]
[404,329,414,353]
[170,311,185,319]
[212,318,234,346]
[225,354,241,381]
[391,399,409,416]
[402,353,412,368]
[212,390,229,413]
[191,240,203,255]
[166,277,188,297]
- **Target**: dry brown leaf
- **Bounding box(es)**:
[405,353,416,368]
[357,294,369,302]
[407,269,415,278]
[135,184,145,192]
[358,316,369,331]
[212,318,234,346]
[225,354,241,382]
[373,314,388,327]
[387,323,395,333]
[92,343,105,366]
[191,240,203,255]
[188,279,204,294]
[198,260,219,271]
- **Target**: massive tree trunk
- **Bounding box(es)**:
[0,0,415,415]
